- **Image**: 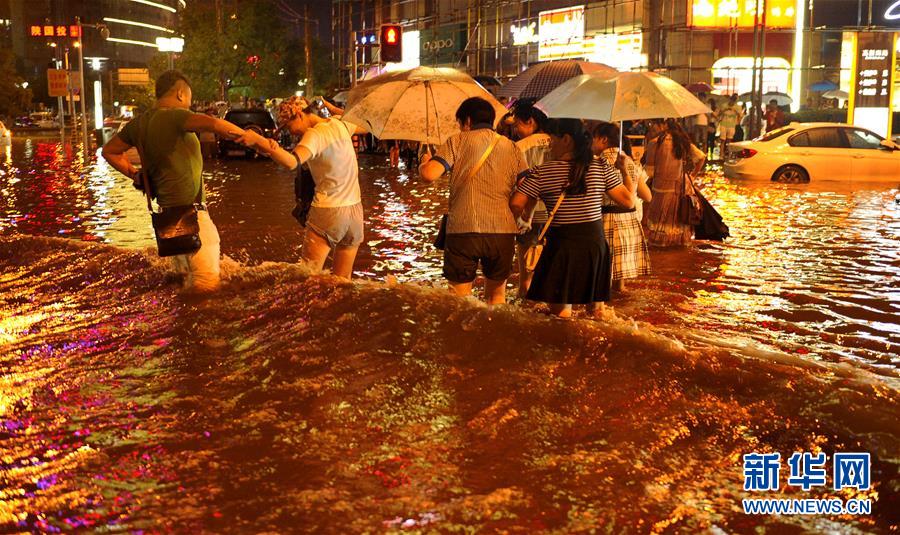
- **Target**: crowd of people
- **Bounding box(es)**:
[103,70,719,318]
[683,93,787,159]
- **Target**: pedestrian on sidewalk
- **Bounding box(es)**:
[101,70,247,292]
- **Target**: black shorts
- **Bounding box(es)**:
[443,233,515,283]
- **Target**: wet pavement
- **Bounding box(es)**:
[1,136,898,533]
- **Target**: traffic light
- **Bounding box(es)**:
[380,24,402,63]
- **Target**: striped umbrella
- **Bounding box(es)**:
[498,60,617,100]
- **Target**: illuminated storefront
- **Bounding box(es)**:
[689,0,797,29]
[538,6,586,61]
[587,32,647,72]
[711,56,791,95]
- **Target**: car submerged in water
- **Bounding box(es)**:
[724,122,900,183]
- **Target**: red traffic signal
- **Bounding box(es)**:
[380,24,402,63]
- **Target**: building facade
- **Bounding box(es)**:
[6,0,181,103]
[332,0,900,111]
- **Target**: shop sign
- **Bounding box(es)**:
[47,69,68,97]
[689,0,796,29]
[419,25,464,65]
[538,6,585,61]
[588,32,646,71]
[850,31,896,138]
[510,21,539,46]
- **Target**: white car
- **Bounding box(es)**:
[724,122,900,183]
[29,111,59,129]
[0,121,10,146]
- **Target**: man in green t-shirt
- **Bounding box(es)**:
[101,70,247,292]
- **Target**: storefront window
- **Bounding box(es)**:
[711,57,791,95]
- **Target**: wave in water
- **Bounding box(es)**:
[1,234,897,533]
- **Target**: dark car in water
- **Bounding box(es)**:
[218,109,278,158]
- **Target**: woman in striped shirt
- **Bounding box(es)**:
[510,119,634,318]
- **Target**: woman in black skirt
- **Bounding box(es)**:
[510,119,634,318]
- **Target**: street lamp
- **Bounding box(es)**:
[74,17,109,155]
[156,36,184,69]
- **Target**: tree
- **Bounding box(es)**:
[0,48,33,120]
[176,0,303,101]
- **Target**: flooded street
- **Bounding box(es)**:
[1,137,899,532]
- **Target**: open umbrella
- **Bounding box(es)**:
[809,80,838,92]
[535,71,711,122]
[687,82,714,94]
[342,66,507,145]
[822,89,849,100]
[739,91,792,106]
[498,60,617,100]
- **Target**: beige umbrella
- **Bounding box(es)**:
[343,66,507,145]
[536,71,711,122]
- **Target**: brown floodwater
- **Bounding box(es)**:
[0,137,898,533]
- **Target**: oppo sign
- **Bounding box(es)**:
[422,38,454,51]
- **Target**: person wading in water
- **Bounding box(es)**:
[102,70,248,292]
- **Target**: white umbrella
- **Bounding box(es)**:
[739,91,793,106]
[343,66,507,145]
[822,89,849,100]
[535,71,711,122]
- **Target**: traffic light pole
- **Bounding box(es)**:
[56,57,65,146]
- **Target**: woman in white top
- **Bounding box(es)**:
[239,96,368,279]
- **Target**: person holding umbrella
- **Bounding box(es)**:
[239,96,368,279]
[592,122,652,293]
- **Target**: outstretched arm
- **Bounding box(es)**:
[182,113,245,140]
[236,131,311,170]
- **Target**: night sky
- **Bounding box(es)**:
[280,0,332,43]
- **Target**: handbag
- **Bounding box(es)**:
[141,170,203,257]
[292,163,315,226]
[677,171,703,226]
[523,189,567,272]
[433,133,501,250]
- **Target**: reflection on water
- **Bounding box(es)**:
[1,139,899,532]
[2,139,897,370]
